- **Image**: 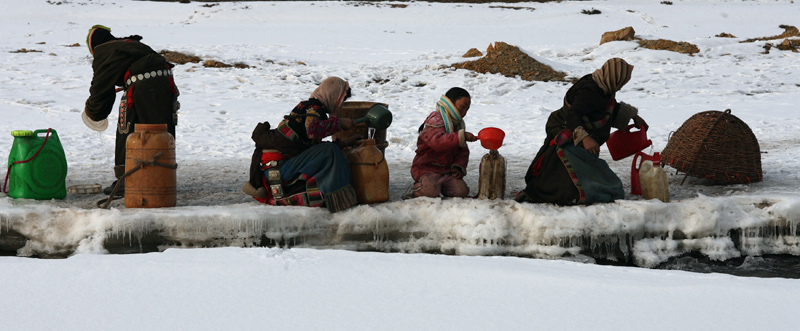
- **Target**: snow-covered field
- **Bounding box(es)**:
[1,0,800,328]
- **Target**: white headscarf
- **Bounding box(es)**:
[310,77,350,114]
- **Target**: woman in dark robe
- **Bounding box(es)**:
[516,58,648,205]
[243,77,360,213]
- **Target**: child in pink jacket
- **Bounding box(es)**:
[409,87,478,198]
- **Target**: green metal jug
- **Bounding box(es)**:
[354,104,393,131]
[6,129,67,200]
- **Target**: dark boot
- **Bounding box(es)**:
[103,165,126,196]
[103,180,125,196]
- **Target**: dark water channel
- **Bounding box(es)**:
[654,254,800,279]
[4,231,800,279]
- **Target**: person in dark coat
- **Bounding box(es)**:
[82,25,179,195]
[243,77,361,213]
[516,58,648,205]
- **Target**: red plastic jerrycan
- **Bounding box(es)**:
[631,152,660,195]
[607,125,652,161]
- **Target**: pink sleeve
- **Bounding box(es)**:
[419,113,461,152]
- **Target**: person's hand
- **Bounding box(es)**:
[338,117,355,131]
[451,170,464,180]
[345,134,363,147]
[582,136,600,154]
[464,131,477,142]
[633,115,649,130]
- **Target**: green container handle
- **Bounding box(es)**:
[33,128,58,139]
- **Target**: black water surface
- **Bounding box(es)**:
[656,253,800,279]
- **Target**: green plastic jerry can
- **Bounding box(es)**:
[6,129,67,200]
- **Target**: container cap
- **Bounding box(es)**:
[11,130,34,137]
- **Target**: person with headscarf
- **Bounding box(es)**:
[515,58,648,205]
[82,25,179,196]
[407,87,478,199]
[244,77,360,213]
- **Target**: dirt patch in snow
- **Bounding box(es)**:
[203,59,252,69]
[764,38,800,53]
[9,48,43,53]
[775,38,800,52]
[160,50,252,68]
[488,5,535,11]
[742,25,799,43]
[600,26,699,55]
[637,39,700,55]
[160,50,202,64]
[741,25,800,53]
[462,48,482,57]
[451,42,567,82]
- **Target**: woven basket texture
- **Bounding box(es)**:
[661,109,762,184]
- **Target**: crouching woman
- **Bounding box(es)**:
[243,77,360,213]
[515,58,648,205]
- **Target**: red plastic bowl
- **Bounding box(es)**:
[478,127,505,150]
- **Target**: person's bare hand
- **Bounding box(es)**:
[345,134,363,147]
[464,132,477,142]
[633,115,649,130]
[582,136,600,154]
[339,117,355,130]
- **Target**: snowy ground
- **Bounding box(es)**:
[2,0,800,329]
[2,246,800,331]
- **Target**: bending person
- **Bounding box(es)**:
[244,77,360,213]
[516,58,648,205]
[83,25,179,196]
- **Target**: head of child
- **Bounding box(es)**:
[446,87,471,118]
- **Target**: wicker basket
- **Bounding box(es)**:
[661,109,762,184]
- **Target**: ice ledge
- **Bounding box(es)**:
[1,195,799,268]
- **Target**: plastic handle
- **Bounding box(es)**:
[624,124,649,133]
[624,124,636,133]
[632,152,643,171]
[34,128,57,138]
[354,117,368,125]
